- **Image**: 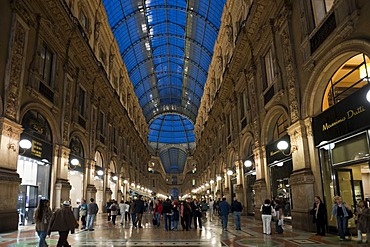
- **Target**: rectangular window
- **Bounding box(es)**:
[39,43,55,87]
[98,111,105,136]
[240,90,248,128]
[78,86,86,117]
[264,48,275,90]
[311,0,334,26]
[100,48,106,65]
[80,11,88,30]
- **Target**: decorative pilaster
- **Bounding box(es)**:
[0,118,23,231]
[3,15,28,122]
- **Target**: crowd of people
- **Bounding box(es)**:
[33,194,370,247]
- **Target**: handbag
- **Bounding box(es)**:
[152,217,158,226]
[346,208,353,219]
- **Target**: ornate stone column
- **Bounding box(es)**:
[0,118,22,231]
[84,159,97,201]
[234,160,245,209]
[53,145,72,209]
[288,120,316,231]
[223,171,231,203]
[253,146,267,220]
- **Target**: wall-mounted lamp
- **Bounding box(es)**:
[69,158,80,170]
[277,140,298,156]
[367,89,370,102]
[216,175,222,181]
[131,182,135,187]
[96,170,104,176]
[112,175,118,181]
[244,160,253,168]
[123,179,128,184]
[227,169,233,176]
[209,179,214,184]
[205,182,209,187]
[18,139,32,154]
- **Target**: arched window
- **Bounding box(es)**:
[322,53,370,111]
[272,113,289,142]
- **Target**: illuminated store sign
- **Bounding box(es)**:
[313,84,370,146]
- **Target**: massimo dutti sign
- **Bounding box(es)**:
[312,84,370,146]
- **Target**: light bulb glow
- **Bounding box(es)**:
[97,170,104,176]
[244,160,253,168]
[366,89,370,103]
[19,139,32,149]
[227,169,233,176]
[277,140,289,151]
[70,158,79,166]
[210,179,214,184]
[216,176,222,181]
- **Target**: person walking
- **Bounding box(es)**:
[231,197,243,230]
[78,199,87,230]
[355,200,370,243]
[153,199,163,227]
[181,198,192,231]
[119,200,128,225]
[208,199,214,222]
[330,196,350,241]
[86,198,99,231]
[260,199,274,235]
[47,201,78,247]
[162,198,173,231]
[218,197,230,231]
[200,199,208,218]
[34,199,52,247]
[130,199,136,228]
[310,196,327,236]
[134,195,145,228]
[110,200,119,225]
[172,200,179,230]
[274,199,284,234]
[191,198,202,230]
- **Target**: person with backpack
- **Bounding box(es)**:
[110,200,119,225]
[260,199,274,235]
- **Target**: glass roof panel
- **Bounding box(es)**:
[103,0,225,172]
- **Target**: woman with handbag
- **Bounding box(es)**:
[330,196,351,241]
[355,200,370,243]
[274,199,284,234]
[310,196,327,236]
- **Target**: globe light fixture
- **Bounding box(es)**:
[227,169,233,176]
[97,170,104,176]
[244,160,253,168]
[210,179,214,184]
[70,158,79,166]
[216,176,222,181]
[19,139,32,149]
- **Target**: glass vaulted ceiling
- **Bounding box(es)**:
[103,0,226,173]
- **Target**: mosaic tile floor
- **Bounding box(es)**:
[0,213,367,246]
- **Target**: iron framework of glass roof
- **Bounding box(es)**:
[103,0,226,173]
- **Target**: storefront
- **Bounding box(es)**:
[313,83,370,231]
[17,110,53,225]
[266,135,293,221]
[68,137,85,207]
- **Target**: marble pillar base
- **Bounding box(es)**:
[86,184,97,202]
[0,169,21,232]
[290,168,316,232]
[54,179,72,209]
[253,179,267,221]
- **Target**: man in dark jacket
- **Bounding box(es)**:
[190,198,202,230]
[231,197,243,230]
[47,201,78,247]
[86,198,99,231]
[218,197,230,231]
[134,195,145,228]
[161,198,172,231]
